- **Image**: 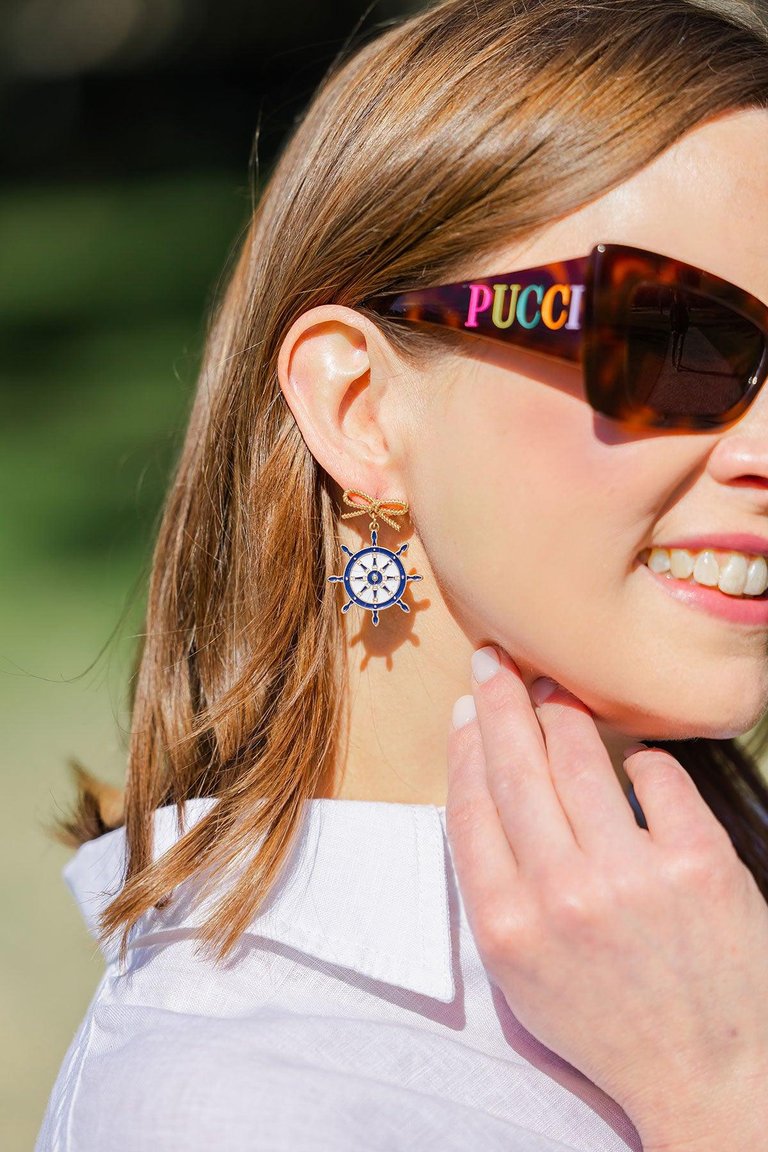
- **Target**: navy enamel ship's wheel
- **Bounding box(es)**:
[328,529,423,626]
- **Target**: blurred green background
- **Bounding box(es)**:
[0,2,420,1146]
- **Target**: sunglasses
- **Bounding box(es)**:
[362,243,768,432]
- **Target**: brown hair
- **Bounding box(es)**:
[49,0,768,969]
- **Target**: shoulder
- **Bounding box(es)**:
[40,994,583,1152]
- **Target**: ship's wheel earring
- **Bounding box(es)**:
[327,488,423,627]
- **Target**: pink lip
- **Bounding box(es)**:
[640,563,768,625]
[652,533,768,558]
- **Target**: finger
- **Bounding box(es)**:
[470,645,578,877]
[531,678,643,856]
[623,746,733,851]
[446,696,521,932]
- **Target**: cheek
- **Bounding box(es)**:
[416,369,650,592]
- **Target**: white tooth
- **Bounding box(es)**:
[744,555,768,595]
[692,550,720,587]
[648,547,671,573]
[717,553,749,596]
[669,548,695,579]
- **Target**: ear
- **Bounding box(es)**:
[276,304,406,497]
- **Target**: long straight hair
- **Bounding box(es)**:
[49,0,768,969]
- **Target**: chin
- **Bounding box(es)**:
[599,694,768,744]
[639,709,767,743]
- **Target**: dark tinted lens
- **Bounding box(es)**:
[623,282,765,418]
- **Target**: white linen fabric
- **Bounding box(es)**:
[35,796,644,1151]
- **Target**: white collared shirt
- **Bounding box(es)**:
[35,797,643,1151]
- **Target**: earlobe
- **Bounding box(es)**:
[276,305,391,488]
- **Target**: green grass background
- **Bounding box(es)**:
[2,173,249,1149]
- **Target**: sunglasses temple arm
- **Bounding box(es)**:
[363,256,590,367]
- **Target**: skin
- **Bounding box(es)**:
[276,107,768,1148]
[277,106,768,809]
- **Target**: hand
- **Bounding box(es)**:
[445,644,768,1151]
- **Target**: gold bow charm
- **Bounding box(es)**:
[340,489,409,533]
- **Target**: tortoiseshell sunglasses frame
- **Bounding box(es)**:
[362,242,768,432]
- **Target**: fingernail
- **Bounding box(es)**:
[452,694,477,729]
[471,645,500,683]
[530,677,558,705]
[623,743,648,759]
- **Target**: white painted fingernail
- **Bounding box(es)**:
[471,645,500,683]
[452,694,477,729]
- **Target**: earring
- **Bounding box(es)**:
[328,488,423,626]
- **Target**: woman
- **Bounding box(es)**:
[36,1,768,1149]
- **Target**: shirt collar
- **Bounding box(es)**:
[63,796,456,1003]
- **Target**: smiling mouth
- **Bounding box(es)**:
[638,547,768,601]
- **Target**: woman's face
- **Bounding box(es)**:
[408,106,768,742]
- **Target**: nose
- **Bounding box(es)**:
[707,370,768,493]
